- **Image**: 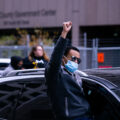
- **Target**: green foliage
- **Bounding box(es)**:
[0,28,59,46]
[0,35,16,45]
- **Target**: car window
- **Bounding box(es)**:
[82,78,120,120]
[0,63,9,70]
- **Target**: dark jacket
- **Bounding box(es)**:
[45,37,90,120]
[23,56,48,69]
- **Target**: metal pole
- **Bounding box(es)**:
[83,32,87,69]
[26,34,30,56]
[84,33,87,47]
[95,38,99,68]
[92,39,95,68]
[92,38,98,68]
[8,48,11,58]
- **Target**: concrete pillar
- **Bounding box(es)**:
[72,0,80,46]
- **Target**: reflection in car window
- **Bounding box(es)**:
[82,78,120,120]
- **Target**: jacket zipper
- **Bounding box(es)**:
[65,97,69,117]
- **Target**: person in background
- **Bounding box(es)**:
[2,56,23,77]
[45,21,92,120]
[23,45,49,69]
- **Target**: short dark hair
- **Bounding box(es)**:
[64,46,80,56]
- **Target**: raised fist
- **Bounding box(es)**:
[63,21,72,33]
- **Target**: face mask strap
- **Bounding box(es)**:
[63,56,68,60]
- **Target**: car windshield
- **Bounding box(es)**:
[0,58,10,70]
[0,63,9,70]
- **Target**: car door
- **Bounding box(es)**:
[0,75,54,120]
[81,76,120,120]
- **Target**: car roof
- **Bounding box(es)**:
[6,68,45,77]
[0,58,10,63]
[4,68,119,88]
[0,74,45,83]
[3,67,120,88]
[84,67,120,87]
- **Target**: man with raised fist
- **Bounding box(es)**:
[45,21,92,120]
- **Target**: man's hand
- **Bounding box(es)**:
[63,21,72,33]
[61,21,72,39]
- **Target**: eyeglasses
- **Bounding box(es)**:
[71,56,81,64]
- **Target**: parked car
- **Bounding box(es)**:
[0,68,120,120]
[0,58,10,70]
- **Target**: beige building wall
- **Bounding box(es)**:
[79,0,120,25]
[0,0,120,45]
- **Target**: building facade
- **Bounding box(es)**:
[0,0,120,46]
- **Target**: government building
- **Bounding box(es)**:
[0,0,120,47]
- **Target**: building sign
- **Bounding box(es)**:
[0,9,56,28]
[0,10,56,19]
[98,52,104,63]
